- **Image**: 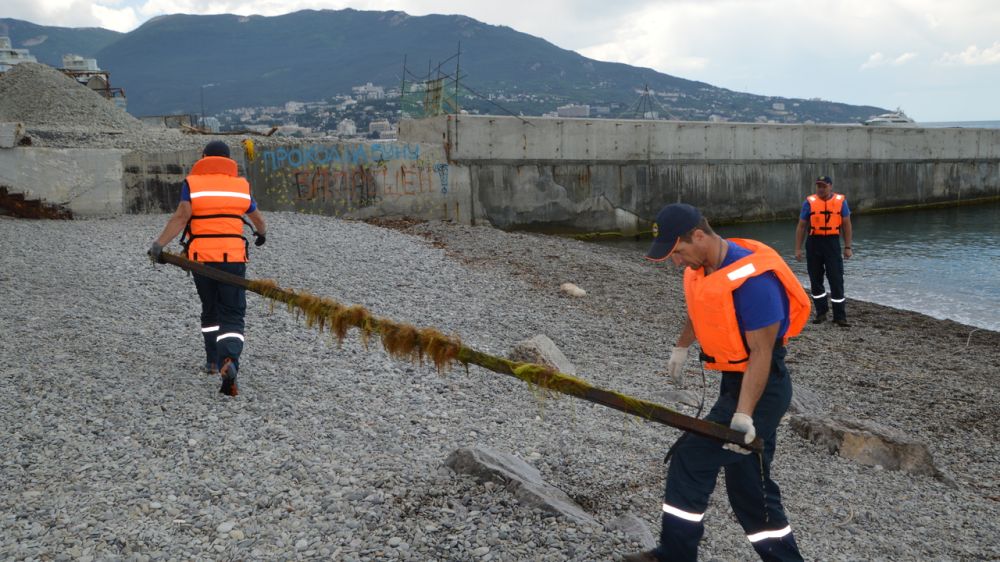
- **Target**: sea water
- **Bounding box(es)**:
[599,202,1000,331]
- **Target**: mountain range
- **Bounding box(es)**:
[1,10,887,123]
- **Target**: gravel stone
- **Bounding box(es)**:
[0,61,322,153]
[0,214,997,561]
[0,62,142,131]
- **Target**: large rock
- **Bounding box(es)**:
[607,513,656,549]
[788,414,941,478]
[445,446,598,526]
[509,334,576,376]
[787,384,825,415]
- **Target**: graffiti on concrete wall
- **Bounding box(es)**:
[253,142,450,216]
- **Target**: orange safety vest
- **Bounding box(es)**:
[184,156,252,263]
[683,239,810,372]
[807,193,845,236]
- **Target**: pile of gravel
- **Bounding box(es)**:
[0,62,143,132]
[1,214,997,560]
[0,62,340,152]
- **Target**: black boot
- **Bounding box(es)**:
[219,358,239,396]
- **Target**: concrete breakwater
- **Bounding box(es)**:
[3,115,999,227]
[401,115,1000,232]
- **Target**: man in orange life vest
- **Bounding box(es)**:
[148,140,267,396]
[794,175,853,327]
[624,203,808,562]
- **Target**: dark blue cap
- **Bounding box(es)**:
[203,140,230,158]
[816,175,832,185]
[646,203,702,261]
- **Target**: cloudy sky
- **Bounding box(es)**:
[4,0,999,121]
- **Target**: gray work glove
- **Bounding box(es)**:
[666,346,689,386]
[723,413,755,454]
[148,241,164,264]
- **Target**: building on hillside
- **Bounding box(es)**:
[368,119,393,135]
[336,118,357,136]
[557,104,590,118]
[352,82,385,100]
[58,54,127,110]
[0,37,37,72]
[62,54,99,72]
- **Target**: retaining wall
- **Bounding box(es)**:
[0,147,127,217]
[245,140,468,223]
[402,116,1000,232]
[1,116,997,230]
[123,149,206,214]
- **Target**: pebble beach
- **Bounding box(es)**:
[1,213,998,561]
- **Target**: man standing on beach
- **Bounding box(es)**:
[148,140,267,396]
[624,203,809,562]
[794,175,853,327]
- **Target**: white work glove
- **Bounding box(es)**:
[666,346,689,386]
[723,413,755,454]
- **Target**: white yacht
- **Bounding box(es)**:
[864,108,917,127]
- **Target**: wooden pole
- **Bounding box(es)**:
[158,252,763,452]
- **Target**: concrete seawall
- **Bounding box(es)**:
[0,147,127,217]
[402,115,1000,233]
[1,116,997,228]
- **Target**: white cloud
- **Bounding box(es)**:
[576,2,722,75]
[938,42,1000,65]
[861,52,887,70]
[5,0,1000,120]
[861,52,918,70]
[91,4,141,32]
[3,0,108,29]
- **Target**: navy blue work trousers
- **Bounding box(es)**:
[805,234,846,320]
[192,262,246,371]
[653,346,803,562]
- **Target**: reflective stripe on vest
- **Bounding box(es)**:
[807,193,844,236]
[683,239,811,372]
[185,156,252,263]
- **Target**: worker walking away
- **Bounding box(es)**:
[148,140,267,396]
[624,203,809,562]
[794,175,853,327]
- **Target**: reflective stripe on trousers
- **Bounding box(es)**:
[193,262,247,371]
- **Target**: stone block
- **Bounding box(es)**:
[788,384,825,415]
[0,122,25,148]
[789,414,940,478]
[509,334,576,376]
[445,446,598,526]
[607,513,656,549]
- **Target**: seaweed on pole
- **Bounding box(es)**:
[160,251,761,452]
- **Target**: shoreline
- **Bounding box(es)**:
[1,213,997,561]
